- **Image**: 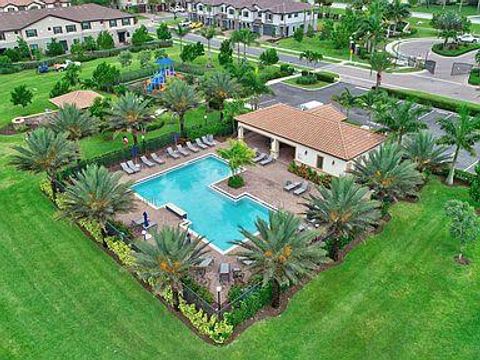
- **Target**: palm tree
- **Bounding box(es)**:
[240,67,272,110]
[217,139,255,185]
[355,90,389,121]
[175,24,190,51]
[230,30,243,64]
[61,164,135,241]
[305,176,381,261]
[349,143,424,206]
[386,0,411,34]
[332,88,357,118]
[199,26,216,67]
[10,127,77,197]
[231,211,330,308]
[374,100,429,145]
[358,14,386,52]
[49,104,98,143]
[368,51,392,88]
[202,72,239,110]
[161,79,198,138]
[109,92,151,146]
[223,98,245,133]
[299,50,324,67]
[239,29,258,60]
[403,131,451,174]
[134,226,209,310]
[437,107,480,185]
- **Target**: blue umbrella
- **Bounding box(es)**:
[143,211,149,228]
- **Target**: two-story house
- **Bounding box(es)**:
[0,3,138,54]
[0,0,70,12]
[186,0,316,37]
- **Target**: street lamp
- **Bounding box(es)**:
[216,286,222,310]
[349,36,354,62]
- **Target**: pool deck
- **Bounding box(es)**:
[114,138,318,300]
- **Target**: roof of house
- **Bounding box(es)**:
[236,103,385,160]
[0,3,133,32]
[0,0,68,8]
[306,103,347,122]
[189,0,311,13]
[49,90,102,109]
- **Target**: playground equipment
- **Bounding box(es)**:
[145,57,180,94]
[37,62,49,74]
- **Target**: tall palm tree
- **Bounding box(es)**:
[49,104,98,143]
[175,24,190,51]
[437,107,480,185]
[231,211,330,308]
[61,164,134,241]
[368,51,392,88]
[358,14,386,52]
[109,92,151,146]
[161,79,198,138]
[199,26,216,67]
[202,72,239,110]
[355,90,389,121]
[230,30,243,64]
[374,100,429,145]
[349,143,423,206]
[240,67,272,110]
[403,131,451,174]
[134,226,209,310]
[10,127,77,197]
[386,0,411,34]
[305,176,381,261]
[239,29,258,60]
[332,88,357,118]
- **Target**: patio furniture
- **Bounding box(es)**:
[195,138,208,149]
[126,160,141,172]
[120,162,134,175]
[253,153,267,163]
[238,256,254,266]
[186,141,200,152]
[143,221,158,230]
[219,263,230,283]
[284,180,301,192]
[150,152,165,165]
[202,135,214,147]
[166,147,180,159]
[232,267,243,281]
[293,182,309,196]
[176,144,190,157]
[207,134,217,145]
[131,217,157,230]
[140,155,155,167]
[259,155,274,166]
[297,223,307,232]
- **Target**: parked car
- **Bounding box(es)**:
[457,33,480,43]
[169,5,185,12]
[179,20,192,28]
[53,59,81,71]
[189,21,203,29]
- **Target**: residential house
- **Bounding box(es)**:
[0,0,70,12]
[0,3,138,53]
[186,0,316,37]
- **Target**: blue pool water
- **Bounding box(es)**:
[132,155,271,252]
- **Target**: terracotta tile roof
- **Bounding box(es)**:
[236,103,385,160]
[0,0,68,8]
[0,3,133,31]
[49,90,102,109]
[306,103,347,122]
[190,0,311,13]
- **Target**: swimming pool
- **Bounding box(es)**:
[132,155,272,253]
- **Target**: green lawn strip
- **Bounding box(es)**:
[283,78,331,90]
[468,68,480,85]
[412,4,480,16]
[432,43,480,57]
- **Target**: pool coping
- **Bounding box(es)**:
[131,153,277,255]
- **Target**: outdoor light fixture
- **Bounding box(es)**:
[216,286,222,309]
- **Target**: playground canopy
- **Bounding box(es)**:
[50,90,103,110]
[155,57,174,67]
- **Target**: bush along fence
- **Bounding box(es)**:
[288,161,333,187]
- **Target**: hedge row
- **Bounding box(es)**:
[432,43,480,57]
[468,68,480,86]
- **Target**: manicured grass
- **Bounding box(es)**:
[413,4,480,17]
[283,78,331,89]
[1,125,479,358]
[432,43,480,56]
[469,68,480,85]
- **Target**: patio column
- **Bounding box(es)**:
[238,125,244,140]
[270,138,279,159]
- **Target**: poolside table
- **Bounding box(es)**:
[219,263,230,283]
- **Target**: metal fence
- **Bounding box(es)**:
[451,62,473,76]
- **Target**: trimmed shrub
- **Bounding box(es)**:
[288,161,332,187]
[182,276,214,304]
[296,74,317,85]
[315,71,338,83]
[105,237,135,267]
[228,175,245,188]
[468,68,480,86]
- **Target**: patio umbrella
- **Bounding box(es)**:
[143,211,149,228]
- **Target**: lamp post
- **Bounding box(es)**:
[349,36,354,62]
[216,286,222,310]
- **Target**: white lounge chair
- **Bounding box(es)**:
[202,135,214,147]
[207,134,217,145]
[150,153,165,165]
[293,182,309,196]
[253,153,267,163]
[176,144,190,157]
[126,160,141,172]
[284,180,301,192]
[260,155,274,166]
[186,141,200,152]
[166,147,180,159]
[120,162,134,175]
[195,138,208,149]
[140,155,155,167]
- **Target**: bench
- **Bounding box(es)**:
[165,203,188,219]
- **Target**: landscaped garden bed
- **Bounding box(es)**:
[468,68,480,85]
[432,42,480,57]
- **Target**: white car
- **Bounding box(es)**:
[169,6,185,13]
[53,59,81,71]
[179,20,191,28]
[457,34,480,43]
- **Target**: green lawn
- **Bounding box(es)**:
[413,4,480,16]
[1,127,479,358]
[283,78,331,90]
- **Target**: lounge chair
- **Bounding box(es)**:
[202,135,214,147]
[259,155,274,166]
[140,155,155,167]
[150,152,165,165]
[253,152,267,163]
[186,141,200,152]
[207,134,217,145]
[293,182,309,196]
[166,147,180,159]
[120,162,134,175]
[195,138,208,149]
[126,160,141,172]
[176,144,190,157]
[284,180,301,192]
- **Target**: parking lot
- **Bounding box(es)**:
[260,81,479,173]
